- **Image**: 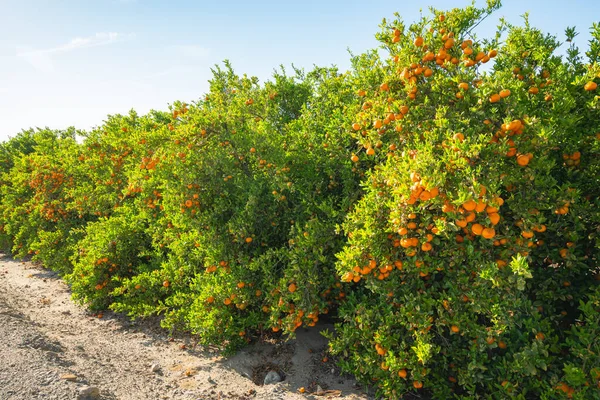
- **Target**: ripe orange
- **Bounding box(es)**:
[521,231,534,239]
[458,82,469,90]
[413,381,423,389]
[471,223,484,235]
[516,154,530,166]
[288,283,297,293]
[488,213,500,225]
[462,199,477,211]
[482,227,496,239]
[352,123,361,131]
[414,37,424,47]
[398,369,407,378]
[453,132,465,142]
[450,325,460,333]
[584,81,597,91]
[351,154,359,163]
[499,89,511,98]
[490,94,501,103]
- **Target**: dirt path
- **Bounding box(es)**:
[0,255,369,400]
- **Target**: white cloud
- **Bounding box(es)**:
[17,32,135,72]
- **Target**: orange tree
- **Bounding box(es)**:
[330,1,599,398]
[0,128,89,273]
[0,1,598,397]
[65,63,362,350]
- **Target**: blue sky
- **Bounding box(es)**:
[0,0,597,141]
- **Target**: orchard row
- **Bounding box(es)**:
[1,2,599,398]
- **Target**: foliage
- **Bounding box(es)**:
[0,2,598,398]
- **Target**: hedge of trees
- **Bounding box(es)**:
[1,2,598,398]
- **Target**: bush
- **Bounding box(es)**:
[330,2,600,398]
[0,2,598,398]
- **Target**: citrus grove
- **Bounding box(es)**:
[1,1,599,398]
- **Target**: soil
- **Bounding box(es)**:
[0,254,371,400]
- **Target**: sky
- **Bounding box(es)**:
[0,0,598,142]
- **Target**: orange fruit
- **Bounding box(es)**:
[352,123,361,131]
[482,227,496,239]
[453,132,465,142]
[398,369,407,378]
[488,212,500,225]
[288,283,297,293]
[475,201,487,213]
[471,223,484,236]
[584,81,597,91]
[413,381,423,389]
[521,231,534,239]
[499,89,511,98]
[517,154,530,166]
[351,154,359,163]
[450,325,460,333]
[490,94,501,103]
[414,37,424,47]
[462,199,477,211]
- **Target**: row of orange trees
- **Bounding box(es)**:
[1,2,599,398]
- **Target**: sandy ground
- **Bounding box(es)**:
[0,255,371,400]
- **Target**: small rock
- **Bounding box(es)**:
[150,364,161,373]
[59,373,77,382]
[77,386,100,399]
[263,370,282,385]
